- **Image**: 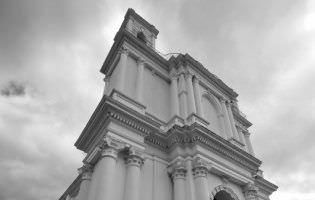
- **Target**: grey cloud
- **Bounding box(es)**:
[1,81,26,97]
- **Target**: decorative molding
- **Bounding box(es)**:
[209,185,240,200]
[144,125,262,171]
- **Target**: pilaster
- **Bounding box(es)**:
[185,72,196,115]
[170,69,180,117]
[135,58,145,103]
[226,101,240,140]
[193,77,202,117]
[117,47,129,92]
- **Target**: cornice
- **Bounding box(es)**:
[233,109,252,128]
[255,177,278,195]
[75,95,164,153]
[144,124,262,171]
[100,29,168,75]
[123,8,159,36]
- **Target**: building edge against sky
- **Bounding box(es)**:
[59,8,278,200]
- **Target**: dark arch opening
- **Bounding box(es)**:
[214,190,235,200]
[137,32,147,44]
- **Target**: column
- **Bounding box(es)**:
[192,157,209,200]
[243,183,259,200]
[123,149,144,200]
[193,77,202,117]
[185,72,196,115]
[170,159,187,200]
[178,72,188,119]
[103,76,110,96]
[170,73,180,116]
[220,99,234,139]
[89,147,118,200]
[226,101,239,140]
[117,48,129,92]
[244,132,255,155]
[76,164,93,200]
[135,58,145,102]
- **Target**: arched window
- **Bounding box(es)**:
[201,94,224,136]
[137,32,146,44]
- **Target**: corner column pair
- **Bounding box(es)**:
[169,157,210,200]
[85,138,144,200]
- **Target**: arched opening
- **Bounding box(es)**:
[201,94,223,135]
[214,190,235,200]
[209,185,239,200]
[137,31,147,44]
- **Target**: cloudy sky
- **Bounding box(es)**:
[0,0,314,200]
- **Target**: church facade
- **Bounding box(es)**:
[59,8,277,200]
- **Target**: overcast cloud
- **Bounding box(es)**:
[0,0,314,200]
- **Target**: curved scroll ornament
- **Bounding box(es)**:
[209,185,240,200]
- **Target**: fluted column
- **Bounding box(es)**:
[170,72,180,117]
[178,72,188,119]
[185,72,196,115]
[192,157,209,200]
[193,77,202,117]
[244,131,255,155]
[220,99,234,139]
[170,159,187,200]
[117,48,129,92]
[226,102,239,140]
[243,183,259,200]
[135,58,145,103]
[123,149,144,200]
[90,147,118,200]
[76,164,93,200]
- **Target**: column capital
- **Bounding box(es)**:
[192,157,210,178]
[184,71,193,79]
[137,57,145,64]
[243,131,251,137]
[125,148,144,167]
[103,76,110,82]
[119,46,129,55]
[78,164,93,180]
[98,136,129,159]
[243,183,259,200]
[169,158,187,180]
[218,96,227,104]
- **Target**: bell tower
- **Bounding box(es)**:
[59,8,277,200]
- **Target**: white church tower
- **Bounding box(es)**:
[60,8,277,200]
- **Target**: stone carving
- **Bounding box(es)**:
[78,164,93,180]
[243,183,259,200]
[192,157,209,178]
[169,158,187,180]
[125,148,144,167]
